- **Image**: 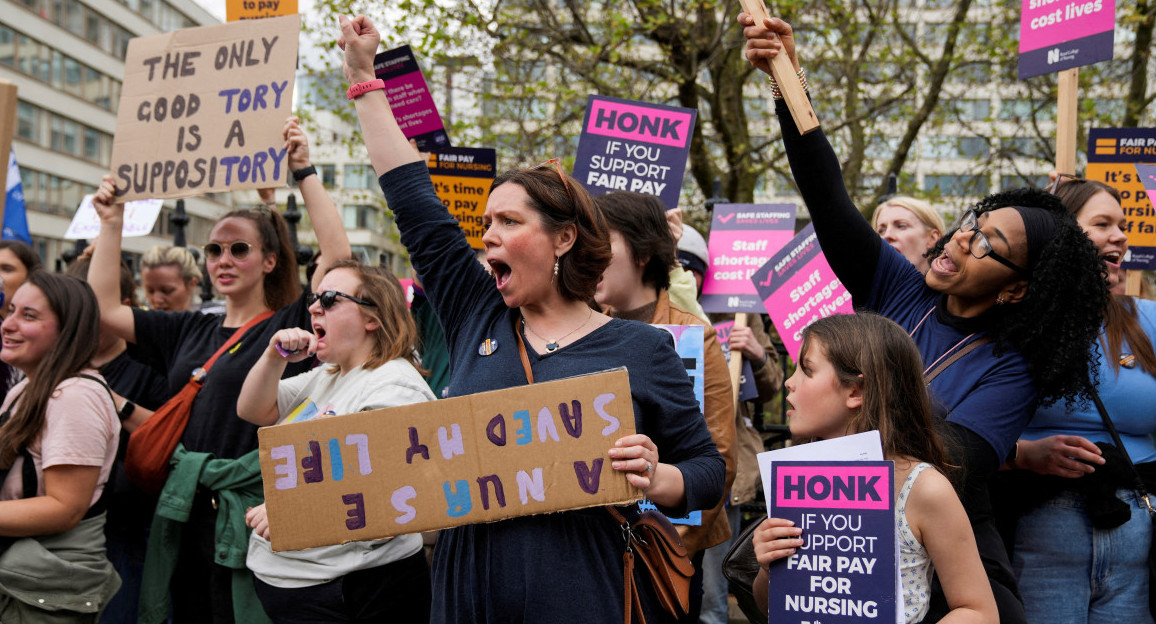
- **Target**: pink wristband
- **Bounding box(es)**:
[347,79,386,100]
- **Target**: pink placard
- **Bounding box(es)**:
[759,254,853,361]
[774,464,892,511]
[1019,0,1114,53]
[585,99,695,149]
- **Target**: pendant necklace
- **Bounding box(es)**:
[522,308,593,352]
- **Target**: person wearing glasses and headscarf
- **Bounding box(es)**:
[1006,177,1156,623]
[236,260,435,623]
[740,13,1108,624]
[339,14,724,623]
[88,116,351,624]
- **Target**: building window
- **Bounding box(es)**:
[924,174,988,197]
[343,165,375,190]
[319,164,337,188]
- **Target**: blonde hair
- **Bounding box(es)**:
[872,196,945,234]
[141,245,203,285]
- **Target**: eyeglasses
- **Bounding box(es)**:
[1045,172,1086,194]
[959,210,1030,276]
[203,241,253,261]
[307,290,376,310]
[532,157,574,202]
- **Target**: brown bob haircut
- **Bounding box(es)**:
[490,165,612,302]
[594,191,677,292]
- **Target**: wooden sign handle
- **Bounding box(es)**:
[738,0,820,134]
[1126,269,1142,297]
[1055,68,1078,176]
[728,313,748,409]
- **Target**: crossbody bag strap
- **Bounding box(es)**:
[1089,385,1155,513]
[200,310,275,375]
[512,316,535,385]
[923,336,992,385]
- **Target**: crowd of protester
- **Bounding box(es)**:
[0,9,1150,624]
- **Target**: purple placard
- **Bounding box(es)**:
[713,320,758,402]
[373,45,450,151]
[750,225,854,361]
[768,460,896,624]
[1017,0,1114,79]
[572,95,696,210]
[700,204,797,313]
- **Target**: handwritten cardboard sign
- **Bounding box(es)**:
[750,224,854,361]
[259,368,641,551]
[768,460,896,623]
[427,147,495,249]
[1018,0,1114,79]
[700,203,797,313]
[110,15,299,201]
[1086,128,1156,269]
[572,95,696,210]
[65,195,163,239]
[226,0,297,21]
[374,45,450,152]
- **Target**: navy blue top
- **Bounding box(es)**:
[380,161,724,623]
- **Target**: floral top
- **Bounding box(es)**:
[897,463,934,623]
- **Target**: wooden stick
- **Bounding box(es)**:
[1055,68,1078,175]
[728,313,748,409]
[1125,269,1142,297]
[738,0,820,134]
[0,80,18,223]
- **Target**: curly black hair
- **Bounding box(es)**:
[926,187,1108,405]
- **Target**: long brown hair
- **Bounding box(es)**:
[798,313,954,475]
[1054,178,1156,375]
[322,260,425,375]
[217,207,301,310]
[0,271,102,468]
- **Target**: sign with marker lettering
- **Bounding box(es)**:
[259,368,641,551]
[700,203,797,313]
[572,95,696,210]
[109,15,299,201]
[751,224,854,361]
[226,0,297,21]
[374,45,450,152]
[1086,128,1156,270]
[65,194,163,239]
[1018,0,1114,79]
[427,147,496,249]
[768,460,896,624]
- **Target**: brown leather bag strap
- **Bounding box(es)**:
[923,336,991,385]
[199,310,275,376]
[512,316,535,384]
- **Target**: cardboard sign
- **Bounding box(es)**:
[259,368,641,551]
[750,225,854,361]
[65,194,164,239]
[426,147,495,249]
[700,203,797,313]
[712,320,758,402]
[1018,0,1114,79]
[374,46,450,152]
[572,95,696,210]
[226,0,297,21]
[1086,128,1156,269]
[768,460,897,624]
[109,15,300,201]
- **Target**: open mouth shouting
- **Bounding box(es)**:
[930,250,959,276]
[489,260,512,291]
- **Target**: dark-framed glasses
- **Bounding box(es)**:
[307,290,376,310]
[203,241,253,261]
[1046,172,1086,194]
[959,209,1030,277]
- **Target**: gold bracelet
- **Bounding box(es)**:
[767,67,809,100]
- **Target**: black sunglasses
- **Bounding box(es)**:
[959,210,1030,277]
[203,241,253,261]
[307,290,376,310]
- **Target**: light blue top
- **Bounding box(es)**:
[1023,298,1156,463]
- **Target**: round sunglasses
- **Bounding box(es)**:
[203,241,253,261]
[307,290,376,310]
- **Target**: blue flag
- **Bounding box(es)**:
[4,150,30,245]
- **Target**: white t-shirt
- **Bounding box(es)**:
[0,372,119,508]
[247,359,436,588]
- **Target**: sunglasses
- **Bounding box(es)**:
[959,209,1030,277]
[1046,172,1086,195]
[203,241,253,261]
[307,290,376,310]
[532,157,574,202]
